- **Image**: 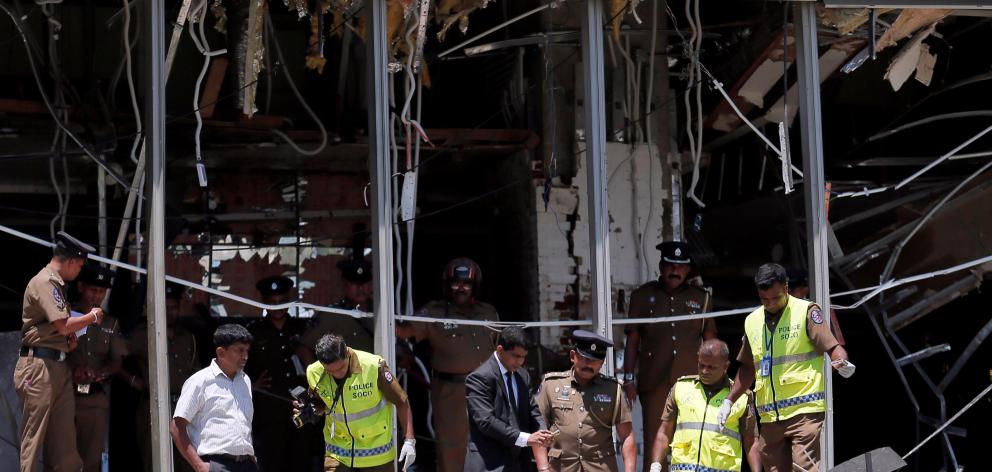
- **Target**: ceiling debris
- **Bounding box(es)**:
[816,5,894,36]
[875,8,952,53]
[884,24,936,91]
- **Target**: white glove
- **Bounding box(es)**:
[833,359,856,378]
[399,438,417,471]
[649,462,663,472]
[715,398,733,426]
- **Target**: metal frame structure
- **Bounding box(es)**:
[580,0,613,370]
[794,2,835,469]
[143,0,171,470]
[124,0,840,469]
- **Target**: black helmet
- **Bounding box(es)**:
[442,257,483,296]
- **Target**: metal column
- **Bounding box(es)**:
[367,0,396,376]
[794,2,833,469]
[143,0,170,469]
[579,0,613,370]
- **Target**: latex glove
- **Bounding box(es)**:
[399,438,416,471]
[833,359,856,378]
[715,398,733,426]
[649,462,663,472]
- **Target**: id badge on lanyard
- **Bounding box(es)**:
[760,327,773,377]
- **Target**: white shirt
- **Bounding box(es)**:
[493,352,530,448]
[173,359,255,457]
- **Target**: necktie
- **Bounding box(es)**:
[505,372,517,410]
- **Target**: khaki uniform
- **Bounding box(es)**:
[129,322,200,472]
[627,281,714,469]
[246,316,314,472]
[14,265,83,472]
[66,315,127,472]
[535,370,632,472]
[303,299,374,353]
[737,304,839,472]
[405,300,499,472]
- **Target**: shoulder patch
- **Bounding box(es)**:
[810,309,824,325]
[384,370,394,383]
[51,286,66,311]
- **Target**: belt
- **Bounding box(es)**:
[20,346,66,362]
[200,454,256,463]
[433,371,467,383]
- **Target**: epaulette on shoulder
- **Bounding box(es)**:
[543,371,570,380]
[677,374,700,382]
[598,373,623,384]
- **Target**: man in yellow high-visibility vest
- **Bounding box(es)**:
[302,334,417,472]
[648,339,761,472]
[720,263,855,472]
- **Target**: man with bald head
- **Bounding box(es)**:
[648,339,761,472]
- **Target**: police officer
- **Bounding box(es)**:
[534,330,635,472]
[394,257,499,472]
[245,275,313,471]
[15,231,103,472]
[622,241,716,471]
[721,263,855,472]
[129,281,200,472]
[301,334,417,471]
[648,339,761,472]
[300,257,375,363]
[67,264,128,472]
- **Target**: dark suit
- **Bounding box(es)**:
[465,354,546,472]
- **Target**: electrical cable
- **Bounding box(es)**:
[0,2,130,188]
[122,0,142,165]
[264,13,328,156]
[190,0,227,186]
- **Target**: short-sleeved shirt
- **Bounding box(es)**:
[535,370,632,472]
[173,360,255,457]
[302,299,374,353]
[736,303,839,364]
[130,323,200,396]
[627,281,715,390]
[67,314,128,373]
[405,300,499,374]
[21,265,72,350]
[246,316,308,396]
[659,377,757,439]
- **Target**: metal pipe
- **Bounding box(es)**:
[794,2,833,467]
[886,274,982,331]
[437,2,555,58]
[98,167,107,258]
[367,0,396,389]
[895,343,951,367]
[143,0,170,468]
[937,315,992,392]
[580,0,614,372]
[868,111,992,142]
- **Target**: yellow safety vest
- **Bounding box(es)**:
[670,376,748,472]
[744,295,825,423]
[306,349,395,467]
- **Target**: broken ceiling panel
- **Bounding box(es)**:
[883,24,935,91]
[708,29,794,132]
[816,5,895,36]
[875,8,952,53]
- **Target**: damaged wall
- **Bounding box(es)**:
[536,142,667,347]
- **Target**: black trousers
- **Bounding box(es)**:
[202,455,260,472]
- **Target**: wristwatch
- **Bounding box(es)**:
[621,372,635,382]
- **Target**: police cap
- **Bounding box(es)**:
[571,329,613,361]
[55,231,95,259]
[256,275,294,295]
[656,241,691,265]
[337,258,372,284]
[78,264,115,288]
